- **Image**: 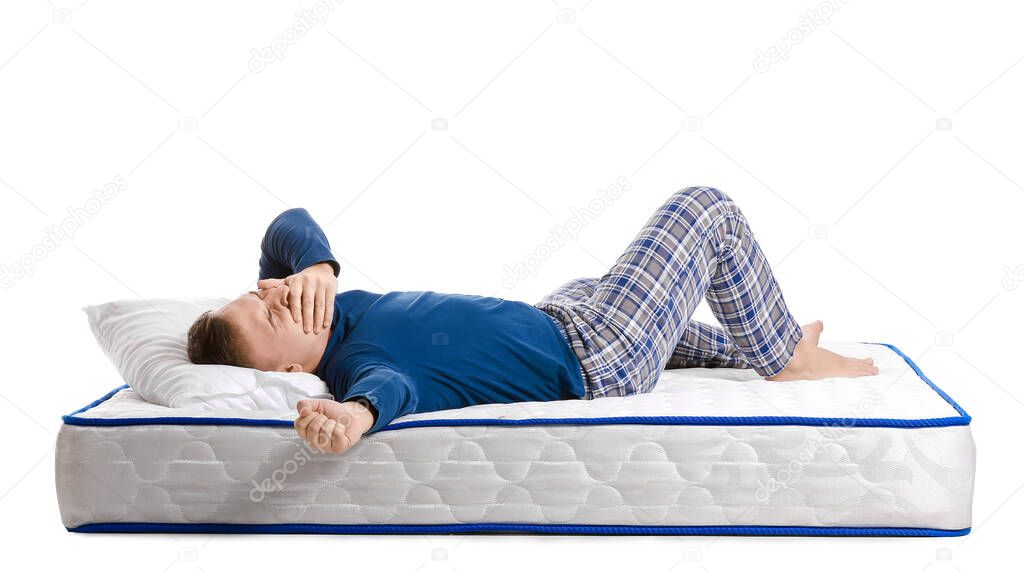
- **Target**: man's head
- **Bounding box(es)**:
[187,285,329,373]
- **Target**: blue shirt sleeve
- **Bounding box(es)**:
[258,208,341,280]
[339,366,419,434]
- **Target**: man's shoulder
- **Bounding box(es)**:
[336,288,384,299]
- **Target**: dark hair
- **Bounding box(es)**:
[186,310,252,367]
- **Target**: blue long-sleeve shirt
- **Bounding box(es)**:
[258,208,586,433]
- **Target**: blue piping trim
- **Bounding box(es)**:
[62,342,970,430]
[66,384,129,416]
[866,342,970,419]
[66,522,970,536]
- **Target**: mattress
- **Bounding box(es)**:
[55,342,975,536]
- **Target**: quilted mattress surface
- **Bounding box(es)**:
[55,342,975,536]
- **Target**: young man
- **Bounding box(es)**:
[188,186,877,454]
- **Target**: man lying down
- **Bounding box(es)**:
[187,186,878,455]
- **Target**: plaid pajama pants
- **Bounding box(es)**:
[536,186,804,399]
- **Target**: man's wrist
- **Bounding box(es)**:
[307,261,335,275]
[343,397,377,433]
[319,259,341,277]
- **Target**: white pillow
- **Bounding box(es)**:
[83,297,333,411]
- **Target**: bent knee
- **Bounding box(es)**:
[672,186,736,212]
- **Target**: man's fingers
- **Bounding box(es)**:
[313,289,326,335]
[331,422,354,454]
[319,419,337,450]
[307,414,328,449]
[288,283,302,323]
[294,410,316,440]
[302,286,314,334]
[296,412,360,454]
[324,290,334,329]
[257,278,283,290]
[330,423,346,453]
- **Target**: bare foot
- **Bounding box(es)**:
[765,320,879,381]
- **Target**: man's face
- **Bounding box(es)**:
[216,284,325,372]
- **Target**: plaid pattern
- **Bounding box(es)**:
[667,318,750,370]
[536,186,803,399]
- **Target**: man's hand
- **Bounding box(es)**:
[257,262,337,334]
[293,398,374,455]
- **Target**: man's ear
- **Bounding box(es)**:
[284,363,305,373]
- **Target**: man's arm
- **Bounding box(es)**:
[340,367,418,434]
[258,207,341,280]
[257,208,341,334]
[294,366,418,454]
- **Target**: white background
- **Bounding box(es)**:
[1,0,1022,570]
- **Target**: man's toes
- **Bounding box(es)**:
[801,321,823,345]
[861,357,878,373]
